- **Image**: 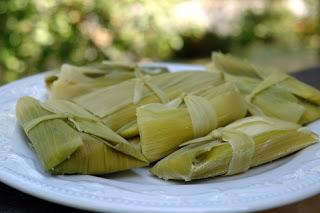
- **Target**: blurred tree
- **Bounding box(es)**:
[0,0,187,83]
[233,0,315,51]
[317,0,320,58]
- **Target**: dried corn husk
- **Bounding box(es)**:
[16,96,148,175]
[45,62,169,100]
[74,71,224,131]
[211,52,320,124]
[137,82,247,162]
[151,116,318,181]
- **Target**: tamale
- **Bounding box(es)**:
[16,96,148,175]
[45,62,169,100]
[151,116,318,181]
[211,52,320,124]
[137,82,247,162]
[74,71,224,131]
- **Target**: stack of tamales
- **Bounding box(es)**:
[16,55,320,181]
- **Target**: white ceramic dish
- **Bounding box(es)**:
[0,64,320,213]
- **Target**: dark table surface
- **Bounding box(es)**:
[1,67,320,213]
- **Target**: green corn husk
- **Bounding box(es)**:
[137,82,247,162]
[16,96,148,175]
[211,52,320,124]
[45,62,169,100]
[74,71,224,132]
[116,121,139,138]
[151,116,318,181]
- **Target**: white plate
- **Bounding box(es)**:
[0,64,320,213]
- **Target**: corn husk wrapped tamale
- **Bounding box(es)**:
[151,116,318,181]
[45,62,169,100]
[211,53,320,124]
[16,96,148,175]
[137,82,247,162]
[74,71,224,133]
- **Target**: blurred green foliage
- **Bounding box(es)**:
[0,0,319,84]
[230,0,319,72]
[0,0,188,83]
[234,1,318,50]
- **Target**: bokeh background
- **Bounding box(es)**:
[0,0,319,85]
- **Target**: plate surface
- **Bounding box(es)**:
[0,64,320,213]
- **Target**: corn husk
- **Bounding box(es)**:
[74,71,224,132]
[16,96,148,175]
[151,116,318,181]
[117,121,139,138]
[137,82,247,162]
[45,62,169,100]
[211,52,320,124]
